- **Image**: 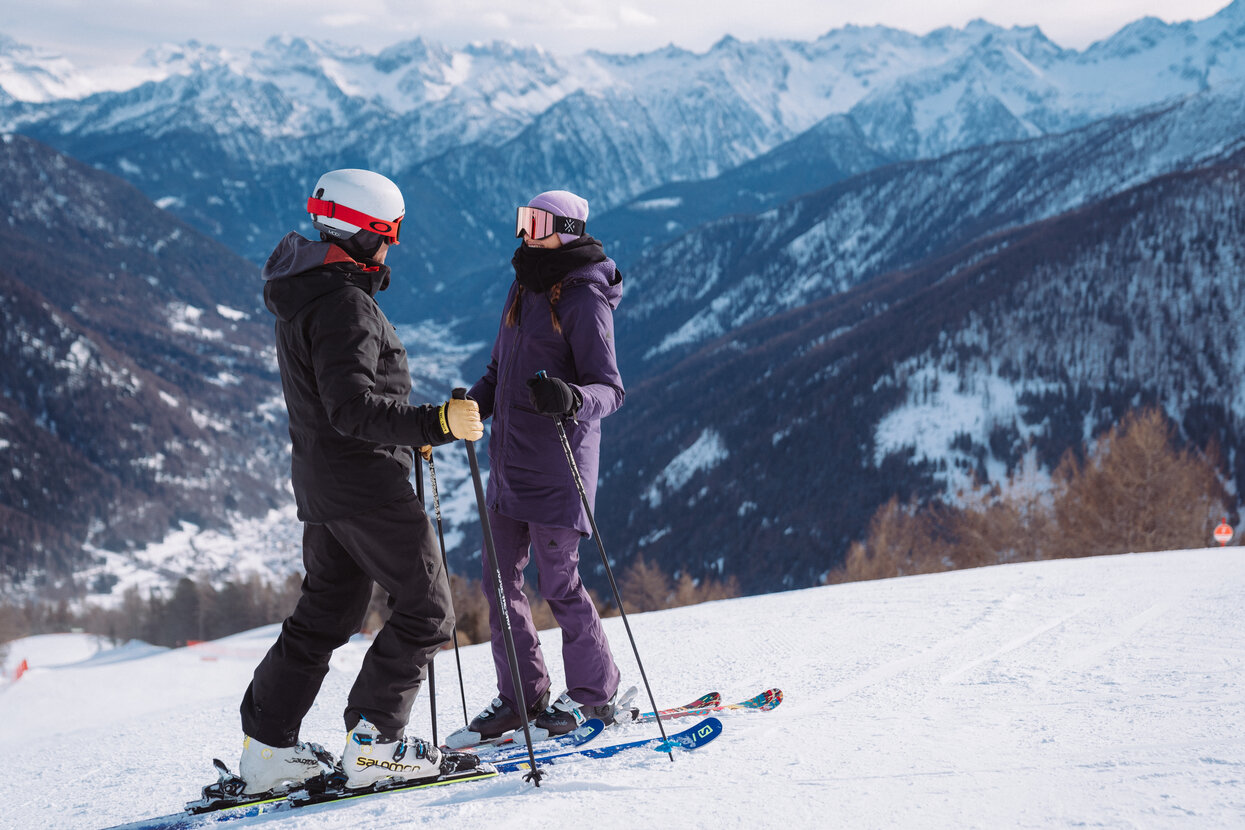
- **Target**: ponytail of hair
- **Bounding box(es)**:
[547,281,563,334]
[504,282,564,334]
[505,285,524,328]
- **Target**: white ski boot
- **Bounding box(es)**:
[342,717,442,790]
[237,735,334,796]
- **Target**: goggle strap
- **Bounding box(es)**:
[307,197,402,241]
[555,216,586,236]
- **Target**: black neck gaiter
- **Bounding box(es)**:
[511,236,607,294]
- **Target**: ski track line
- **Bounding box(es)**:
[825,634,964,701]
[820,591,1030,700]
[1056,600,1174,673]
[939,610,1084,685]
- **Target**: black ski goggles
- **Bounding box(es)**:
[515,206,585,240]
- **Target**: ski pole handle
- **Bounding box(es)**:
[532,370,564,423]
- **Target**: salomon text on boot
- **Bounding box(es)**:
[342,717,442,790]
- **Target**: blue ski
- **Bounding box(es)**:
[479,717,607,763]
[493,716,722,773]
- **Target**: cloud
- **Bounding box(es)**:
[619,5,658,26]
[319,13,372,28]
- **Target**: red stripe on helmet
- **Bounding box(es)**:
[307,197,403,243]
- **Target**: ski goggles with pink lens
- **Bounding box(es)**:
[515,206,586,240]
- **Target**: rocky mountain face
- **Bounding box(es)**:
[0,133,286,594]
[597,154,1245,592]
[618,82,1245,372]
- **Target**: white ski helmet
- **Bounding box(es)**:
[307,168,405,244]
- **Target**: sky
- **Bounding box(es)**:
[2,0,1238,67]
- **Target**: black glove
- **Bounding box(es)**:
[526,375,581,417]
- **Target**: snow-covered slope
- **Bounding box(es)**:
[2,548,1242,828]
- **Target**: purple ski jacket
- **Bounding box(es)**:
[468,254,624,535]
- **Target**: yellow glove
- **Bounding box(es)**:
[444,398,483,441]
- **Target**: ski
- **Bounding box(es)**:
[484,687,776,759]
[99,757,496,830]
[624,691,721,723]
[627,688,782,723]
[492,716,723,773]
[100,718,724,829]
[477,717,607,762]
[455,685,639,752]
[625,691,721,723]
[476,687,718,752]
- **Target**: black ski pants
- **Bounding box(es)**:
[240,492,454,746]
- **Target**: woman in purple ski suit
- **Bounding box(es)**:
[459,189,624,743]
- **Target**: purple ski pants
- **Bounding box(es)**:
[483,508,620,710]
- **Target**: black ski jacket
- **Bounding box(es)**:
[262,232,452,523]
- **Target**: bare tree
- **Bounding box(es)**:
[1051,408,1225,558]
[619,556,672,612]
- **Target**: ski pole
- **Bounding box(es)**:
[453,387,543,785]
[534,370,674,761]
[427,451,470,726]
[414,456,438,747]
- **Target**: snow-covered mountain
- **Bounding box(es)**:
[3,548,1242,828]
[3,2,1245,287]
[848,1,1245,159]
[0,133,288,593]
[620,81,1245,371]
[597,150,1245,592]
[5,4,1245,602]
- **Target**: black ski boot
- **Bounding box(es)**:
[443,689,550,749]
[533,690,618,737]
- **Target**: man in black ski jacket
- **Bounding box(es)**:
[235,168,483,795]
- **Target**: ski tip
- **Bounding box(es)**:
[727,688,783,710]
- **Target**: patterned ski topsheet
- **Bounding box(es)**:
[626,691,721,722]
[630,688,783,723]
